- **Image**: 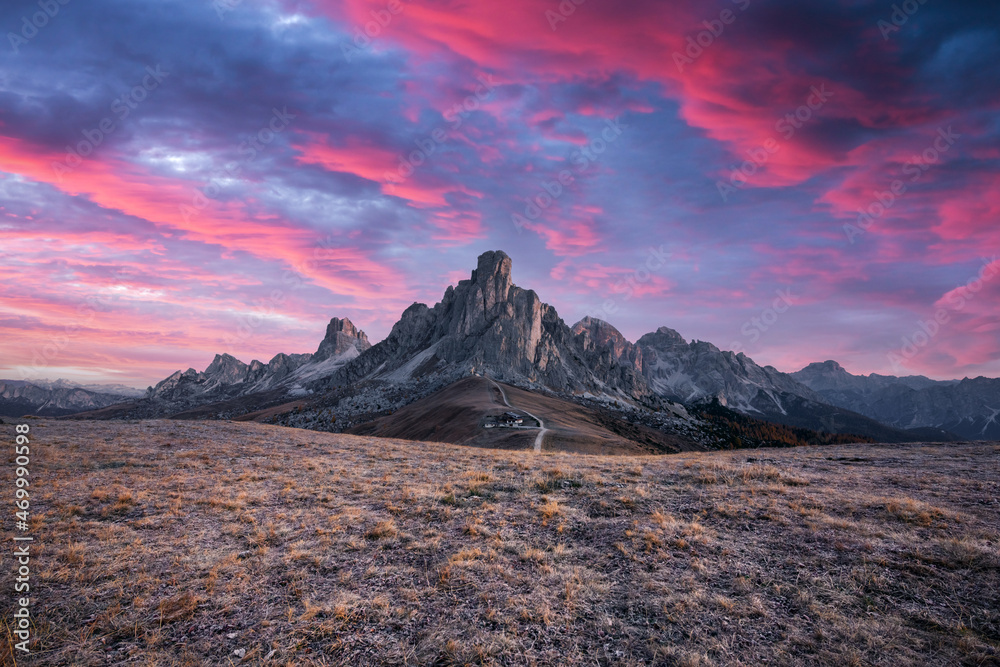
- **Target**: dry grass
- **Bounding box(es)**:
[2,420,999,666]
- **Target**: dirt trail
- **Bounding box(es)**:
[488,377,547,452]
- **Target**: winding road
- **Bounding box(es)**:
[486,377,547,453]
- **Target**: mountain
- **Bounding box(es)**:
[792,360,949,395]
[71,250,993,444]
[635,326,823,409]
[247,251,917,442]
[632,329,921,442]
[0,380,137,417]
[319,250,652,402]
[793,361,1000,439]
[19,378,146,398]
[143,317,371,410]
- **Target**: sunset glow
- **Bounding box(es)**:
[1,0,998,385]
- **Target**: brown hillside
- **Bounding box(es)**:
[347,377,694,454]
[347,376,535,450]
[4,419,998,666]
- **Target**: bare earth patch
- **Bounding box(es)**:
[3,420,999,666]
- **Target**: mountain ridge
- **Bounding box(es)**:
[0,380,137,417]
[792,361,1000,439]
[52,250,996,444]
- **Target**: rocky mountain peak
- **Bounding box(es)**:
[637,326,686,348]
[326,317,364,340]
[205,353,247,378]
[572,316,619,335]
[790,361,859,393]
[471,250,513,311]
[199,354,249,390]
[315,317,371,361]
[572,317,631,353]
[327,250,652,399]
[802,360,846,374]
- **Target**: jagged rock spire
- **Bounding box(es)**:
[315,317,371,361]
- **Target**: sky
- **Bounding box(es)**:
[0,0,998,388]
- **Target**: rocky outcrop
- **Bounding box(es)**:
[327,251,650,400]
[635,327,819,411]
[205,353,250,387]
[261,352,313,384]
[145,318,370,405]
[571,317,646,398]
[315,318,371,361]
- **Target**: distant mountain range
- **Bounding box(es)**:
[792,361,1000,439]
[18,250,999,444]
[143,317,370,410]
[0,379,142,417]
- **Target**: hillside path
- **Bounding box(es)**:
[486,377,547,453]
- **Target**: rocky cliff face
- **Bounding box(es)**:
[328,251,649,400]
[315,317,371,361]
[146,317,370,405]
[635,326,821,411]
[109,250,998,442]
[571,317,647,398]
[792,361,1000,439]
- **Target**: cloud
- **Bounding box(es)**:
[0,0,998,383]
